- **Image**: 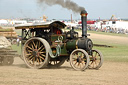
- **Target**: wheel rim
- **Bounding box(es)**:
[70,49,89,71]
[89,49,103,69]
[23,38,49,69]
[12,39,17,45]
[7,39,11,43]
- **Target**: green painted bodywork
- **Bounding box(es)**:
[66,39,77,50]
[50,34,68,56]
[60,44,68,56]
[51,34,66,42]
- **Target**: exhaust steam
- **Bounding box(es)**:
[37,0,85,13]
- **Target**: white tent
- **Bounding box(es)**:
[0,20,8,24]
[10,20,27,25]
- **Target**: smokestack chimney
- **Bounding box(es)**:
[80,10,88,38]
[71,14,73,23]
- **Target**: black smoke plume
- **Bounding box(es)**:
[37,0,85,13]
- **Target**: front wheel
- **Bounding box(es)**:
[89,49,103,69]
[70,49,90,71]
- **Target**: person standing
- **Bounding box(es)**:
[17,38,19,46]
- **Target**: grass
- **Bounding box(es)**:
[88,30,128,37]
[15,29,22,36]
[93,44,128,62]
[12,44,22,55]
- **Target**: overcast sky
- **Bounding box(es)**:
[0,0,128,20]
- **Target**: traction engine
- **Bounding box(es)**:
[15,10,103,71]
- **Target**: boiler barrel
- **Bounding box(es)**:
[66,39,78,50]
[66,38,93,51]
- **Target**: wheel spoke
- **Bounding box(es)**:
[72,57,77,60]
[74,61,77,65]
[81,53,84,58]
[38,45,43,51]
[96,60,100,65]
[80,53,82,57]
[32,57,35,64]
[28,50,32,53]
[39,55,45,60]
[27,55,33,60]
[31,43,34,50]
[40,47,45,52]
[28,57,34,62]
[81,61,85,65]
[40,57,42,62]
[73,59,77,61]
[36,41,38,49]
[95,60,97,66]
[36,57,40,64]
[40,53,46,57]
[95,52,98,58]
[27,45,33,50]
[74,53,78,57]
[39,52,46,54]
[90,61,93,65]
[26,53,32,56]
[32,40,36,48]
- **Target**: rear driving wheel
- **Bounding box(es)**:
[23,38,50,69]
[70,49,90,71]
[89,49,103,69]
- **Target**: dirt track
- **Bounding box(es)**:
[0,57,128,85]
[0,33,128,85]
[80,32,128,45]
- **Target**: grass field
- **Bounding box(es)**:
[88,30,128,62]
[93,45,128,62]
[12,29,128,62]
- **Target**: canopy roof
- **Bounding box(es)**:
[15,21,66,29]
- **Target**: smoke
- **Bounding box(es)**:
[37,0,85,13]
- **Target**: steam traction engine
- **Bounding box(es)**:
[15,10,103,71]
